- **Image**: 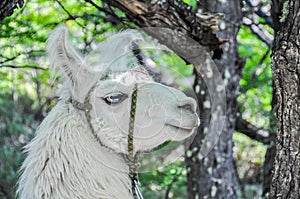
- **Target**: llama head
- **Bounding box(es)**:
[47,26,199,155]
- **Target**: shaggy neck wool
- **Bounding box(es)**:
[17,101,132,199]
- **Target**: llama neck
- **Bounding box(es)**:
[18,101,132,199]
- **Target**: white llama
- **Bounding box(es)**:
[17,26,200,199]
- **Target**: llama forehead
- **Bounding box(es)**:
[115,70,153,85]
[93,71,152,93]
[80,52,152,97]
[84,30,144,73]
[93,80,133,97]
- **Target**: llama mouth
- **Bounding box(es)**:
[166,124,195,132]
[166,115,200,131]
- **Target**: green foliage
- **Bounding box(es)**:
[0,81,36,198]
[140,161,187,198]
[237,25,273,129]
[182,0,197,10]
[233,132,267,177]
[234,24,274,198]
[160,53,194,80]
[144,47,194,90]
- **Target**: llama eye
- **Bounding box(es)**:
[102,92,128,105]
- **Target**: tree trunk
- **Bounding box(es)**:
[185,1,243,198]
[270,0,300,198]
[0,0,23,22]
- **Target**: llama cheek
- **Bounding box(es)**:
[95,123,127,153]
[91,118,105,131]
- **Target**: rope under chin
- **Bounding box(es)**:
[70,83,143,199]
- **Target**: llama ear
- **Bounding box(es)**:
[47,26,100,103]
[46,26,82,82]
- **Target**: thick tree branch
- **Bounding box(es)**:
[236,116,275,144]
[101,0,224,51]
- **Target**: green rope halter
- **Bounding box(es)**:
[125,84,142,198]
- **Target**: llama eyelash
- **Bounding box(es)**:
[102,92,128,105]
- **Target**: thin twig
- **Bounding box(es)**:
[0,54,21,64]
[164,169,182,199]
[55,0,85,28]
[0,50,45,64]
[0,65,46,70]
[85,0,124,24]
[250,47,271,82]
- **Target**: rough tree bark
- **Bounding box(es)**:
[262,0,287,196]
[270,0,300,198]
[0,0,23,22]
[99,0,223,51]
[185,1,243,198]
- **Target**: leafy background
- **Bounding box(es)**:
[0,0,273,198]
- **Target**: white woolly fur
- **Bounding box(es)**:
[17,101,131,199]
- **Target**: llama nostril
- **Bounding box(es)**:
[178,104,193,112]
[178,98,197,113]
